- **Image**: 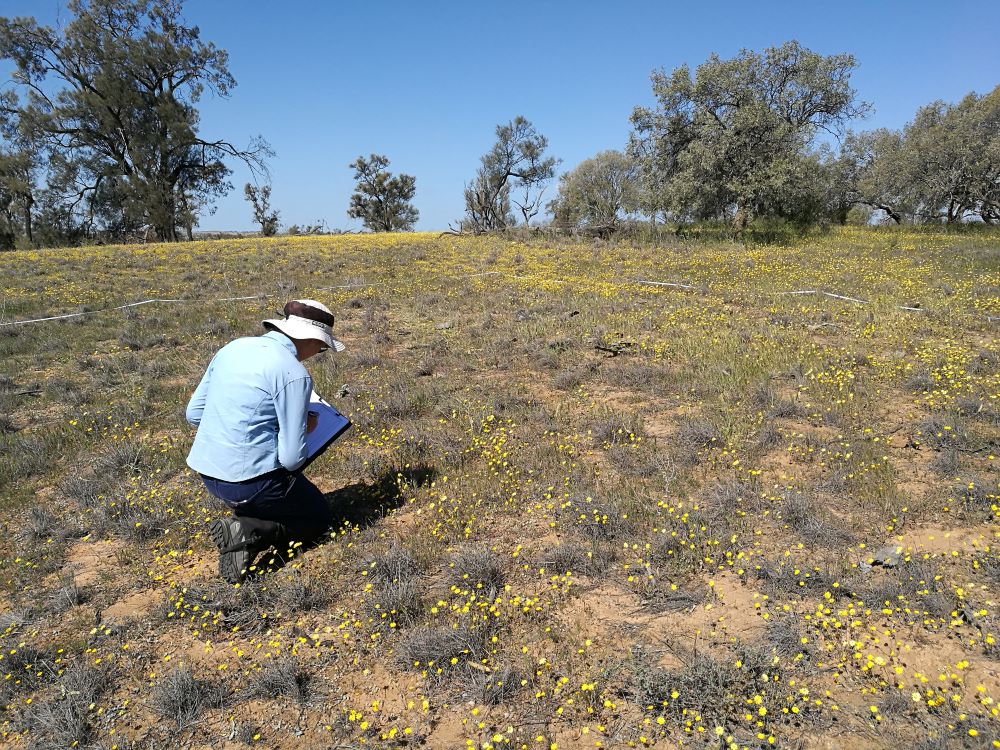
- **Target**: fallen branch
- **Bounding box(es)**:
[595,342,636,356]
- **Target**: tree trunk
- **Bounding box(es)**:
[23,195,32,244]
[732,206,750,233]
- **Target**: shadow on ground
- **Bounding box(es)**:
[325,465,437,530]
[235,466,438,580]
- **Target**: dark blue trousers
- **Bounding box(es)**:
[201,469,334,550]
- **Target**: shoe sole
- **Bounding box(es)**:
[210,518,247,584]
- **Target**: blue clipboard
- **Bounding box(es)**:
[300,391,352,471]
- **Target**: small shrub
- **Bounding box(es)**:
[764,619,809,659]
[177,580,279,635]
[750,421,782,454]
[0,644,51,704]
[904,369,935,393]
[449,549,505,594]
[967,349,999,375]
[376,379,435,420]
[607,443,676,481]
[641,581,704,614]
[1,434,49,483]
[24,507,62,540]
[47,572,85,613]
[929,448,960,477]
[780,492,853,546]
[25,664,110,750]
[601,362,666,390]
[974,553,1000,584]
[854,562,950,619]
[767,398,804,419]
[559,496,632,542]
[151,666,226,728]
[748,381,777,413]
[954,474,996,511]
[913,416,967,450]
[591,409,644,447]
[630,651,731,722]
[673,417,722,464]
[60,475,105,509]
[250,658,314,703]
[396,626,488,678]
[955,396,1000,425]
[701,476,764,515]
[276,572,331,612]
[352,347,384,368]
[363,544,419,584]
[119,326,165,350]
[365,580,422,629]
[552,367,586,391]
[103,496,168,541]
[748,559,837,597]
[538,543,589,574]
[93,440,150,476]
[469,665,523,705]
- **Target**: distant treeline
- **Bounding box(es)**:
[0,1,997,249]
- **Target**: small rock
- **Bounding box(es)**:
[868,544,904,567]
[435,322,453,330]
[335,384,351,399]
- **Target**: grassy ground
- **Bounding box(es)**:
[0,227,998,749]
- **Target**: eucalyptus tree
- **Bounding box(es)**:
[842,86,1000,224]
[629,41,868,229]
[548,150,640,229]
[0,91,39,247]
[0,0,271,242]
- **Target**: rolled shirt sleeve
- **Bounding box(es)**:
[274,376,312,472]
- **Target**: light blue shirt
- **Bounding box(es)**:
[185,331,312,481]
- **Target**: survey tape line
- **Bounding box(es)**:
[633,279,700,290]
[634,278,1000,322]
[1,271,992,327]
[0,286,370,328]
[0,294,272,327]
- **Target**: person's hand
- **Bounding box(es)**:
[307,410,318,434]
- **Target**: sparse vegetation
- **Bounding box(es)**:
[0,229,998,747]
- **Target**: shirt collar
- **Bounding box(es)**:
[262,329,300,359]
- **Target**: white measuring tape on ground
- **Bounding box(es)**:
[0,283,370,328]
[1,272,995,327]
[633,278,981,317]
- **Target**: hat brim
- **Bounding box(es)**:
[263,318,346,352]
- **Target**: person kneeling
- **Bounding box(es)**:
[185,299,346,583]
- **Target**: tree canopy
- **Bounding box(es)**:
[0,0,270,243]
[347,154,418,232]
[629,41,868,228]
[463,117,557,232]
[244,182,279,236]
[548,150,640,229]
[843,87,1000,224]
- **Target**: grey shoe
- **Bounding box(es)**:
[210,518,254,584]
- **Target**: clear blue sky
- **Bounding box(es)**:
[2,0,999,231]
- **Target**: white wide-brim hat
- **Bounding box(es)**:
[263,298,346,352]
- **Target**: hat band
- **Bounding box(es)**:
[288,315,331,332]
